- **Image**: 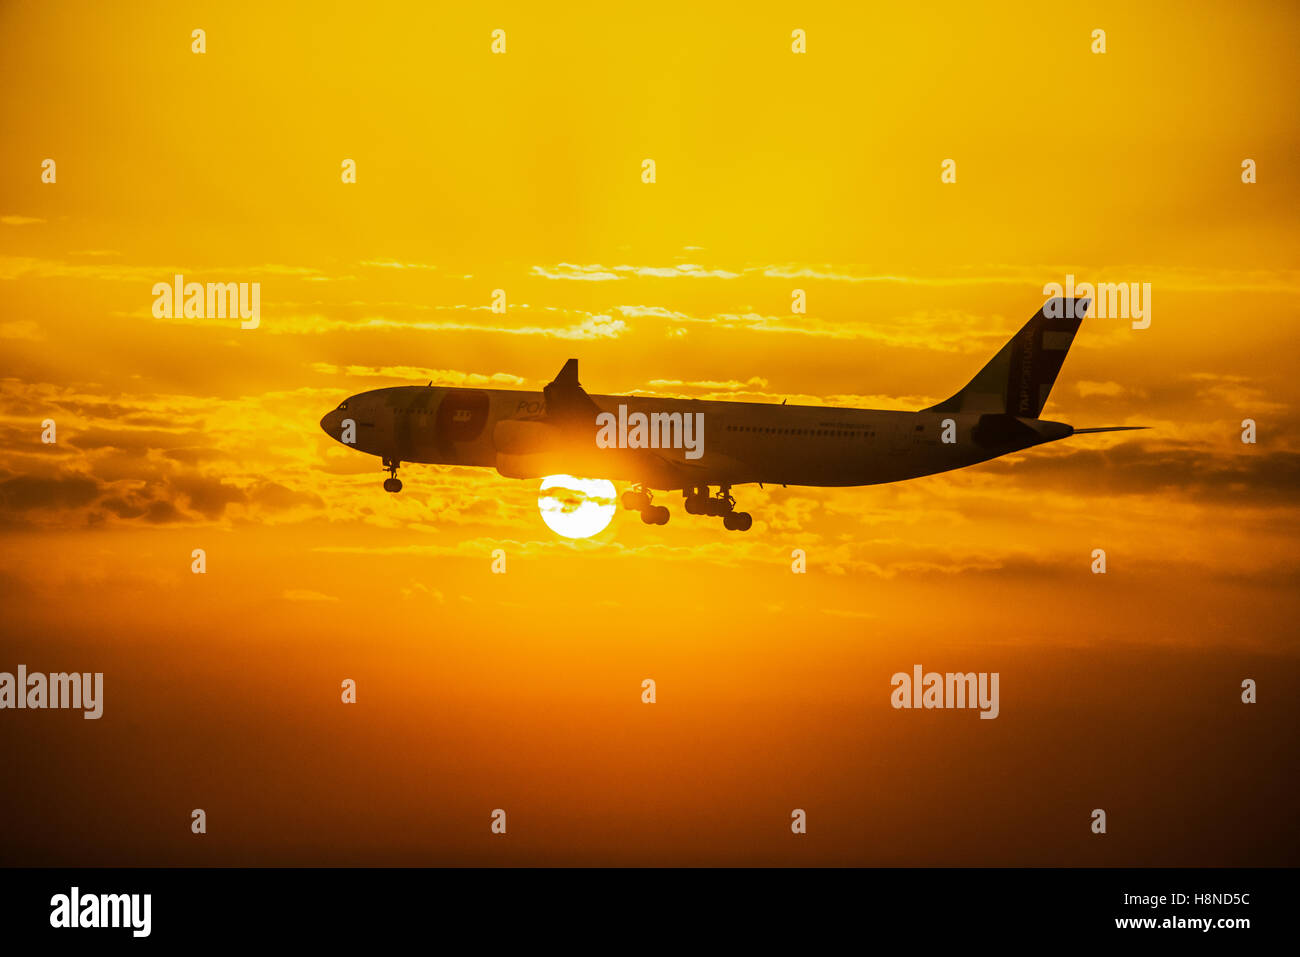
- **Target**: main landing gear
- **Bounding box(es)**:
[683,485,752,531]
[621,485,669,525]
[382,458,403,493]
[622,484,755,531]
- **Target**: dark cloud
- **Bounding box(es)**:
[982,442,1300,505]
[119,412,201,429]
[168,475,247,518]
[144,500,185,523]
[163,447,232,465]
[65,427,209,455]
[0,474,100,510]
[0,470,248,526]
[101,496,148,519]
[246,481,324,510]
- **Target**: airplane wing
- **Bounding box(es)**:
[527,359,743,490]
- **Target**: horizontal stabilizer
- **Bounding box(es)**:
[1071,426,1149,434]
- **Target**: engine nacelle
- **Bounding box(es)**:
[493,418,563,454]
[493,420,572,479]
[495,451,567,480]
[491,416,667,484]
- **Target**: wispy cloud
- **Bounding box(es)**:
[613,304,1005,351]
[531,261,1300,294]
[124,304,628,340]
[646,376,770,391]
[531,263,741,281]
[282,589,339,602]
[359,260,438,271]
[0,256,334,282]
[310,364,527,387]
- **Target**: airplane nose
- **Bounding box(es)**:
[320,409,339,436]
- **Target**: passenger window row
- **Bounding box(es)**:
[724,425,878,438]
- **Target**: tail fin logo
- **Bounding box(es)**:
[923,297,1088,418]
[1013,326,1035,416]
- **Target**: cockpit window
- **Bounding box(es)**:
[338,401,348,410]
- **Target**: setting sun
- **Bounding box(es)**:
[537,475,617,539]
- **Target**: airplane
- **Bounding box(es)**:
[319,296,1144,531]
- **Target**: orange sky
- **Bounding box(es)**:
[1,0,1297,865]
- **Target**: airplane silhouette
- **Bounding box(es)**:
[320,297,1143,531]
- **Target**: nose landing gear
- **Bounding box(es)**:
[382,458,402,493]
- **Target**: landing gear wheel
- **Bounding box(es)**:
[382,457,402,493]
[639,504,669,525]
[732,511,752,531]
[622,488,651,511]
[705,485,736,518]
[683,486,709,515]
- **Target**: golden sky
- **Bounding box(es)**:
[1,0,1297,865]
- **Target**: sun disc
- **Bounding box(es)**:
[537,475,617,539]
